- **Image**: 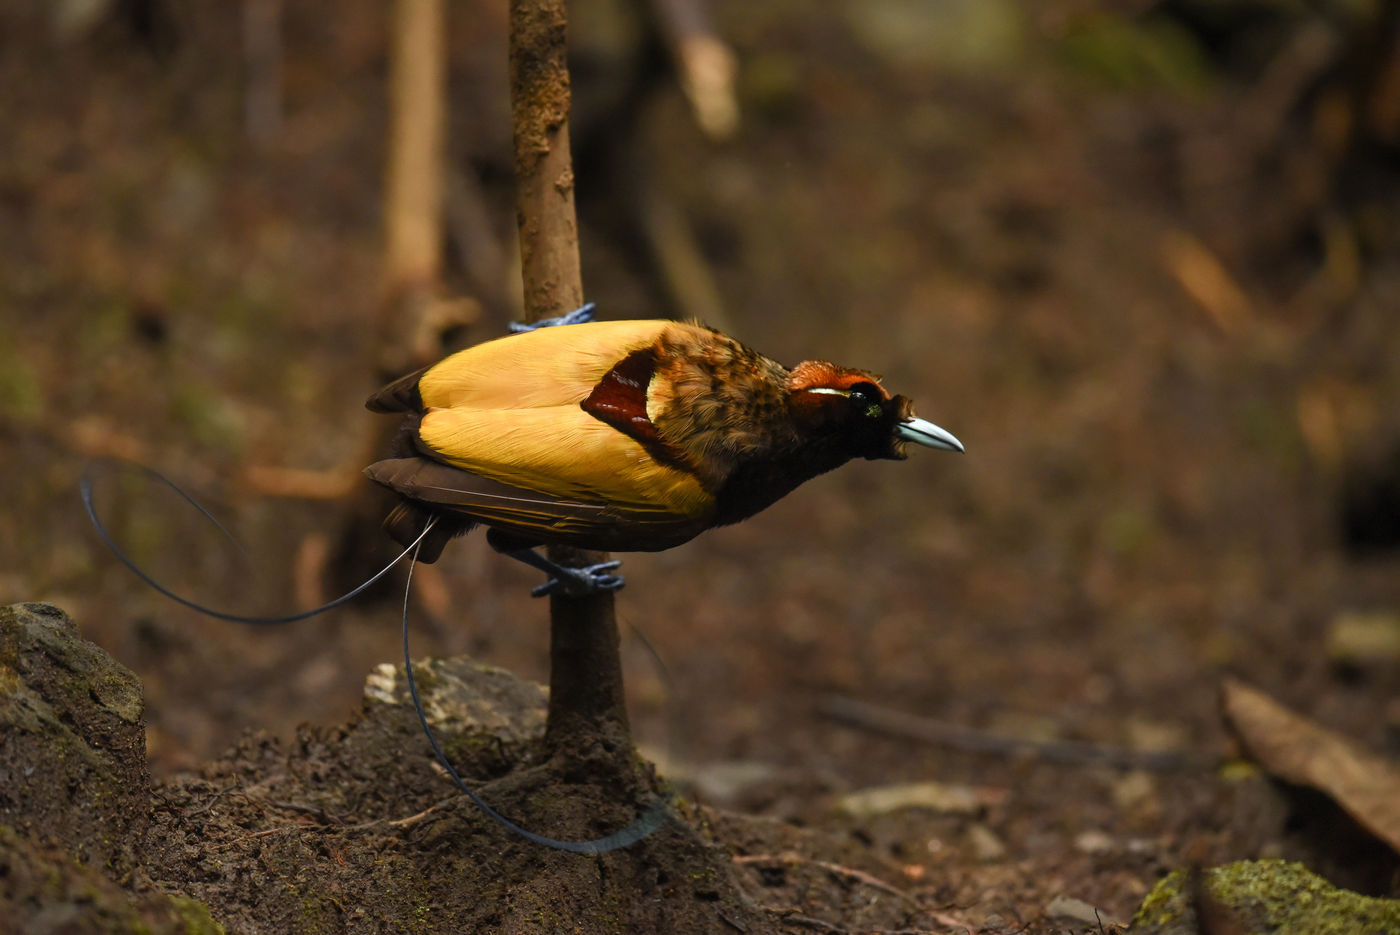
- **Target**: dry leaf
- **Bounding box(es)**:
[1326,610,1400,665]
[1220,677,1400,853]
[835,780,1002,819]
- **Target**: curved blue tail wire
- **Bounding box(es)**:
[80,461,427,625]
[82,460,669,852]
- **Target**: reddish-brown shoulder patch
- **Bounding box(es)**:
[582,348,695,473]
[582,347,660,442]
[582,347,697,478]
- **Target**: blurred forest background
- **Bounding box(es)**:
[4,0,1400,923]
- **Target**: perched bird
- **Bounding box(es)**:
[365,316,962,594]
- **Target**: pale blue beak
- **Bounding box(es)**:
[895,417,964,453]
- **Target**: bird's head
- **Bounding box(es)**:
[788,361,964,461]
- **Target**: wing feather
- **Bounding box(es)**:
[366,319,723,553]
[417,320,686,411]
[366,457,712,551]
[416,405,713,518]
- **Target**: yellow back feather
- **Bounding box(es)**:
[418,320,686,411]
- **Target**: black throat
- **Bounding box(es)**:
[711,441,853,528]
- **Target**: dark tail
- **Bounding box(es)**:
[384,500,472,564]
[365,365,430,413]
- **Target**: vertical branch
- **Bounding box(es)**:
[327,0,451,602]
[386,0,446,303]
[509,0,583,318]
[242,0,284,146]
[509,0,632,757]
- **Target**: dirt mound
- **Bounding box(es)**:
[2,602,960,934]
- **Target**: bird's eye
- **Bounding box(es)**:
[848,382,883,419]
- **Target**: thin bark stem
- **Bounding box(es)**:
[508,0,631,757]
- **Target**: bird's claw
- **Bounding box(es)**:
[509,302,597,333]
[530,560,625,598]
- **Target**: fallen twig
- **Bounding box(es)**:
[261,798,346,825]
[758,904,960,935]
[238,464,359,500]
[739,854,974,933]
[820,695,1218,772]
[350,799,456,832]
[734,853,916,907]
[211,797,457,848]
[185,784,238,818]
[761,909,845,933]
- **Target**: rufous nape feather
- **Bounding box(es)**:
[365,313,963,595]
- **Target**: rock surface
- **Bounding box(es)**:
[1130,859,1400,934]
[0,602,223,934]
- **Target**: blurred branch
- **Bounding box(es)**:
[1367,17,1400,143]
[445,169,516,315]
[64,416,154,465]
[650,0,739,139]
[383,0,487,362]
[238,465,358,500]
[820,695,1218,772]
[1159,230,1253,337]
[385,0,446,314]
[1238,21,1339,153]
[242,0,283,146]
[637,166,732,329]
[324,0,453,601]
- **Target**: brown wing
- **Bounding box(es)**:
[365,457,714,553]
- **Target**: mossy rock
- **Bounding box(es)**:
[0,604,226,934]
[0,823,225,935]
[1130,858,1400,934]
[0,602,149,868]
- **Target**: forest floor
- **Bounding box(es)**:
[3,1,1400,932]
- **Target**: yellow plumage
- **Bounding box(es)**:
[416,319,675,411]
[417,405,712,517]
[364,320,729,557]
[405,320,713,519]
